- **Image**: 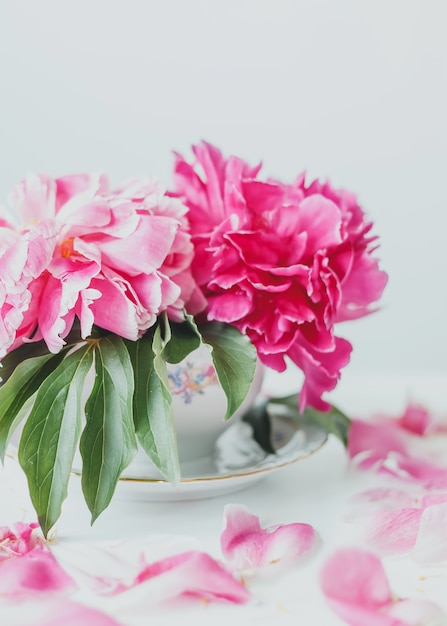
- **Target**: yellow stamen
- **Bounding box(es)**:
[60,237,75,258]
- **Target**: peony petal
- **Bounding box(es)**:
[321,548,392,608]
[50,534,202,595]
[0,522,40,560]
[320,549,395,626]
[411,501,447,563]
[37,601,124,626]
[8,173,57,224]
[0,524,75,598]
[349,405,447,488]
[221,504,315,570]
[297,195,343,254]
[345,489,447,562]
[386,598,447,625]
[0,599,124,626]
[89,273,153,340]
[119,550,250,605]
[348,417,447,488]
[98,214,179,276]
[51,537,248,606]
[321,549,447,626]
[0,550,76,597]
[55,171,110,211]
[288,335,352,412]
[361,508,423,555]
[321,600,401,626]
[207,291,253,323]
[396,403,435,436]
[348,419,407,461]
[346,488,415,518]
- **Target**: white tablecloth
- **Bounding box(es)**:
[1,371,446,625]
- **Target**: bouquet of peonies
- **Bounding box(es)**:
[0,142,387,534]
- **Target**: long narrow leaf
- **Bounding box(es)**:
[200,322,257,420]
[0,351,67,461]
[18,345,94,536]
[152,325,180,484]
[126,331,180,485]
[80,335,137,524]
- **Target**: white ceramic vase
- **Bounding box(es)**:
[122,343,264,479]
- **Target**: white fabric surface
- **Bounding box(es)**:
[1,371,446,625]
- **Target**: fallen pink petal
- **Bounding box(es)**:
[386,599,447,625]
[0,522,75,597]
[411,501,447,563]
[346,488,415,517]
[221,504,316,570]
[50,534,202,595]
[396,403,437,436]
[119,550,250,606]
[345,489,447,562]
[320,547,446,626]
[0,599,125,626]
[348,409,447,489]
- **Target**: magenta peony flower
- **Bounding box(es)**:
[0,172,202,356]
[173,141,388,411]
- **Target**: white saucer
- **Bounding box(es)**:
[113,415,328,501]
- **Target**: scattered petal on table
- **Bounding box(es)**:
[386,598,447,625]
[35,599,125,626]
[412,502,447,564]
[0,523,75,597]
[122,550,250,605]
[220,504,316,570]
[396,403,436,436]
[0,549,76,597]
[360,508,424,555]
[320,548,446,626]
[348,418,447,489]
[51,534,202,594]
[345,490,447,561]
[345,488,415,519]
[0,599,124,626]
[320,548,392,611]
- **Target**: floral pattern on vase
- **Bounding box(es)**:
[168,361,219,404]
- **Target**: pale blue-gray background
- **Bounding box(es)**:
[0,0,445,380]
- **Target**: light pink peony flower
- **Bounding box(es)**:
[0,522,40,560]
[0,172,203,356]
[0,207,59,359]
[173,141,387,411]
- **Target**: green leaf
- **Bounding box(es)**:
[126,330,180,485]
[0,340,57,383]
[162,313,202,364]
[268,393,351,447]
[0,350,67,461]
[200,322,257,420]
[80,335,137,524]
[18,345,94,536]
